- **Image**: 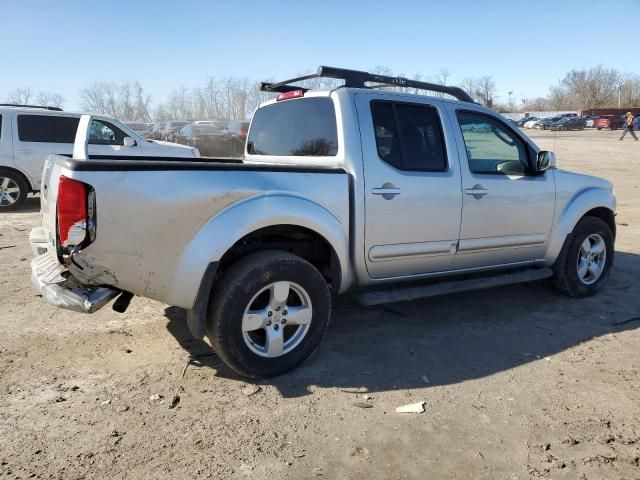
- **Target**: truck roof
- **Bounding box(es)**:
[257,87,472,111]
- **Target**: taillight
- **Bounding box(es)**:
[238,129,248,136]
[276,90,304,101]
[57,176,91,248]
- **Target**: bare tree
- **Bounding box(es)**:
[620,74,640,107]
[80,82,118,116]
[548,85,569,111]
[133,82,152,122]
[561,66,620,109]
[460,78,477,100]
[475,76,497,108]
[5,87,65,108]
[6,87,34,104]
[35,92,65,108]
[80,81,151,120]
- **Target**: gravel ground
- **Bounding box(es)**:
[1,128,639,479]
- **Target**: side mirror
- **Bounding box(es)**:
[536,151,556,172]
[123,137,136,147]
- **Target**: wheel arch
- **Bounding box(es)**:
[0,165,34,192]
[544,187,616,265]
[171,194,351,338]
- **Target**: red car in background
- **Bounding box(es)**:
[594,115,625,130]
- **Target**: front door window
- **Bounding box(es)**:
[457,112,529,176]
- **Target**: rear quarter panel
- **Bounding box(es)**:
[64,167,351,308]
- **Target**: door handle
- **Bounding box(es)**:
[372,183,401,200]
[465,184,489,199]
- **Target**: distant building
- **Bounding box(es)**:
[581,108,640,116]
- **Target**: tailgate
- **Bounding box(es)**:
[37,154,65,251]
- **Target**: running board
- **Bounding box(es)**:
[357,267,554,306]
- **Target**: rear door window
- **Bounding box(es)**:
[17,115,80,143]
[247,97,338,156]
[371,101,447,172]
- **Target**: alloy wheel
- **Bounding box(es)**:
[576,234,607,285]
[0,177,21,206]
[241,281,313,358]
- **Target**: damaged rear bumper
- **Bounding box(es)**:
[31,252,120,313]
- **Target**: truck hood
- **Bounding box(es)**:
[146,140,200,157]
[554,168,614,195]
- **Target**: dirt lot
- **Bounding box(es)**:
[1,128,639,479]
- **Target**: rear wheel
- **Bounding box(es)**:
[551,217,614,297]
[207,250,331,378]
[0,169,28,211]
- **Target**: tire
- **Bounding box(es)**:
[207,250,332,378]
[551,217,614,298]
[0,169,29,211]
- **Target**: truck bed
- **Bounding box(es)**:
[38,154,351,312]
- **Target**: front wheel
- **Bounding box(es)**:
[551,217,614,297]
[207,250,331,378]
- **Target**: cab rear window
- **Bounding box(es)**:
[247,98,338,156]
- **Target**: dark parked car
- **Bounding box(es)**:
[163,121,191,142]
[594,115,624,130]
[175,120,250,157]
[549,116,586,131]
[150,122,166,140]
[534,116,563,130]
[225,120,250,156]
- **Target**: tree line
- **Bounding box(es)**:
[4,65,639,121]
[525,66,640,112]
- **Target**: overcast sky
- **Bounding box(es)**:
[3,0,639,110]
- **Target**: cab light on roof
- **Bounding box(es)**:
[276,90,305,101]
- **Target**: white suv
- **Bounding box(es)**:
[0,104,200,210]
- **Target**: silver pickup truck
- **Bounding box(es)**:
[30,67,616,378]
